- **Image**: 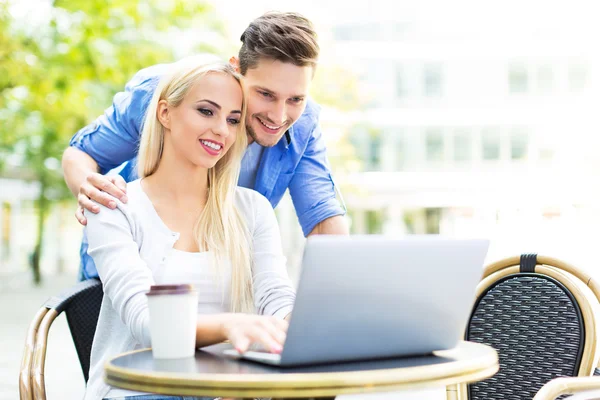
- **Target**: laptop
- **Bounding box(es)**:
[222,235,489,367]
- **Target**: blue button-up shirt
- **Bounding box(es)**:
[70,61,345,279]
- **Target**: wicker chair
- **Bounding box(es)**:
[448,254,600,400]
[19,278,103,400]
[534,376,600,399]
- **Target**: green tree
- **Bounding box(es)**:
[0,0,226,284]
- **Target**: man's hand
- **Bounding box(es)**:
[76,173,128,226]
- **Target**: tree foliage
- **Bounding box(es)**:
[0,0,225,283]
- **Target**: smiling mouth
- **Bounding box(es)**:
[257,117,285,133]
[199,139,223,155]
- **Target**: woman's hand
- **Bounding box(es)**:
[221,314,288,354]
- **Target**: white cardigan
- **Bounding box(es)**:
[83,180,296,400]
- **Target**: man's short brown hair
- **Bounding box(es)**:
[238,12,319,75]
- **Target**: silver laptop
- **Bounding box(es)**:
[223,235,489,367]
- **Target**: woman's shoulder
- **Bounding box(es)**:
[234,187,272,218]
[235,186,270,206]
[88,179,146,223]
[124,179,145,203]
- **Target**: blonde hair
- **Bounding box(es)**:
[137,62,254,313]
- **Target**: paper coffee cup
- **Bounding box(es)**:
[146,284,198,359]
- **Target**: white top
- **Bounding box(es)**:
[159,249,231,314]
[84,180,296,400]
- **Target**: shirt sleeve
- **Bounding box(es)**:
[85,203,153,347]
[69,73,159,174]
[288,121,346,237]
[251,192,296,319]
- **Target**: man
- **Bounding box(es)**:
[62,12,349,280]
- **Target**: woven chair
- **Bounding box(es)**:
[534,376,600,399]
[448,254,600,400]
[19,278,103,400]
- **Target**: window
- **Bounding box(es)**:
[396,64,407,98]
[453,130,472,162]
[536,65,553,93]
[425,128,444,162]
[394,132,406,170]
[482,129,501,160]
[349,127,369,170]
[368,131,381,170]
[569,64,589,91]
[423,63,443,97]
[510,129,528,160]
[425,208,442,234]
[348,126,381,171]
[509,64,528,93]
[366,210,384,234]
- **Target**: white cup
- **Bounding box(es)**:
[146,284,198,359]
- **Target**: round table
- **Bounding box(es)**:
[105,341,498,399]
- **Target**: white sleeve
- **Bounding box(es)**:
[85,203,153,346]
[251,193,296,318]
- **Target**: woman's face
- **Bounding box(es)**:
[161,72,243,170]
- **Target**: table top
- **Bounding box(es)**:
[105,341,498,398]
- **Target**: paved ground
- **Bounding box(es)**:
[1,270,444,400]
[1,271,85,399]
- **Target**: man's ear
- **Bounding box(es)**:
[229,56,241,73]
[157,100,170,129]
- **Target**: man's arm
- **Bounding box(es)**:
[287,103,349,237]
[62,147,127,224]
[62,147,99,197]
[308,215,349,236]
[63,68,160,224]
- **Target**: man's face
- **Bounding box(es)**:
[242,59,313,147]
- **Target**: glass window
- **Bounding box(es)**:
[536,65,553,93]
[510,129,529,160]
[366,210,384,234]
[509,64,528,93]
[349,127,370,170]
[482,128,501,160]
[396,64,407,98]
[424,63,443,97]
[425,128,444,162]
[395,133,406,171]
[569,64,589,91]
[367,130,381,171]
[453,129,472,162]
[425,208,442,234]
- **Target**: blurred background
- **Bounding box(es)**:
[1,0,599,398]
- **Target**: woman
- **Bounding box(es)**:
[84,62,296,400]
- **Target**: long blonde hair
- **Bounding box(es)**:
[137,62,254,313]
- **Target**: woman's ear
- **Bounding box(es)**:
[157,100,170,129]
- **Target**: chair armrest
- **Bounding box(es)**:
[29,278,101,399]
[43,278,101,312]
[533,377,600,400]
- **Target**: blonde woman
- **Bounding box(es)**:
[83,62,296,400]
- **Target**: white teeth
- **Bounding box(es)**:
[258,118,281,130]
[201,140,222,151]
